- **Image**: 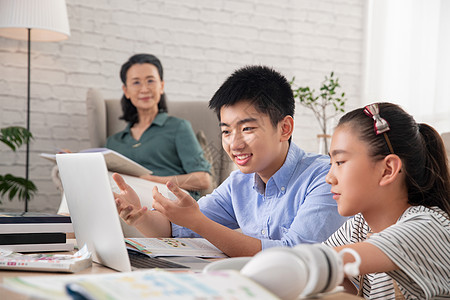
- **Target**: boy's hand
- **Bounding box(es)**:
[152,181,202,228]
[112,173,148,226]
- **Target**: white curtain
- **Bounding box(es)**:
[363,0,450,133]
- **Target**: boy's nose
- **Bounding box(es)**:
[230,132,245,151]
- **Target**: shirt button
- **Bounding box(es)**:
[281,186,285,191]
[261,230,266,235]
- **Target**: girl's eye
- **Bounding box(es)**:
[336,161,344,166]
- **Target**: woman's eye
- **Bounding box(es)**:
[132,81,140,85]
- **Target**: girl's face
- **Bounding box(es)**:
[325,125,385,217]
[122,63,164,112]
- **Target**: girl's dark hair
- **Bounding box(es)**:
[338,102,450,216]
[119,54,168,124]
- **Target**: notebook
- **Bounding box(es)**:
[56,152,210,272]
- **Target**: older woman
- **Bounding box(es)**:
[106,54,211,199]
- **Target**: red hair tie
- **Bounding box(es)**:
[363,104,394,154]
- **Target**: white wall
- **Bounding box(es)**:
[363,0,450,133]
[0,0,366,212]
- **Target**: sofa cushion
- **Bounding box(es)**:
[86,88,107,148]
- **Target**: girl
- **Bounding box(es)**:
[325,103,450,299]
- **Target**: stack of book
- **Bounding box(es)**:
[0,212,74,252]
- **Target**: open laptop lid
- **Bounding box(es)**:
[56,152,132,272]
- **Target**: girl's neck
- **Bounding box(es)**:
[363,196,411,233]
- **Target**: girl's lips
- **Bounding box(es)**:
[332,193,341,201]
[234,154,252,166]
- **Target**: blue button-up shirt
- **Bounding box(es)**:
[172,142,347,249]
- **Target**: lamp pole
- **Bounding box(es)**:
[24,28,31,212]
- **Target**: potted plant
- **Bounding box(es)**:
[290,72,346,154]
[0,126,37,204]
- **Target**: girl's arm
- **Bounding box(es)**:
[335,242,398,275]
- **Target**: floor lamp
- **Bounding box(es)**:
[0,0,70,212]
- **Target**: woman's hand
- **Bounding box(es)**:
[152,181,203,229]
[112,173,148,226]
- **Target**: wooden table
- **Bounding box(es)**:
[0,241,361,299]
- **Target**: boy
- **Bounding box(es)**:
[114,65,347,257]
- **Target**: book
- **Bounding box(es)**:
[3,269,280,300]
[125,237,228,258]
[40,147,153,177]
[0,212,73,234]
[0,245,91,273]
[0,242,74,253]
[0,232,66,245]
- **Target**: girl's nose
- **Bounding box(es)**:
[325,169,335,185]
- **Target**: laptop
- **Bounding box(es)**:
[56,152,210,272]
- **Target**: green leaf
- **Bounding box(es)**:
[0,126,33,151]
[0,174,37,203]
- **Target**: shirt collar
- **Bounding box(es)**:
[121,112,168,138]
[152,112,168,127]
[253,142,303,195]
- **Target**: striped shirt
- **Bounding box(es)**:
[325,206,450,299]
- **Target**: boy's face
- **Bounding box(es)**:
[220,100,291,183]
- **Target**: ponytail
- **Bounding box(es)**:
[413,124,450,215]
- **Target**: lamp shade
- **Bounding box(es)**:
[0,0,70,41]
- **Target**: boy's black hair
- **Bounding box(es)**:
[119,54,168,124]
[208,65,295,127]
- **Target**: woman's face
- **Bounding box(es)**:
[122,63,164,112]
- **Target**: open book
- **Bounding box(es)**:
[0,245,91,273]
[125,237,228,258]
[4,269,280,300]
[40,148,152,177]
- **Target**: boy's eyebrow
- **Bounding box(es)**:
[220,118,258,127]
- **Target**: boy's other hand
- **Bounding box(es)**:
[152,181,202,228]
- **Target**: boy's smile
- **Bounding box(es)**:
[219,100,292,183]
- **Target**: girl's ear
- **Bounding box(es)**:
[279,116,294,142]
[379,154,403,186]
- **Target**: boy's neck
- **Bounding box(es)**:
[257,141,290,184]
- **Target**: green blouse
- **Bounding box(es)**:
[106,112,211,199]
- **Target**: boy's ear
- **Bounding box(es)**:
[279,116,294,142]
[379,154,403,186]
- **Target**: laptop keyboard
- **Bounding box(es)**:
[127,248,189,269]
